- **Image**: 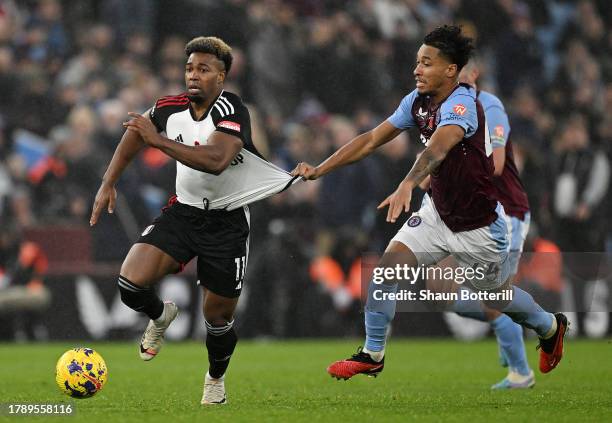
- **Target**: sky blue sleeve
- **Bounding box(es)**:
[438,93,478,137]
[387,90,417,129]
[484,103,510,149]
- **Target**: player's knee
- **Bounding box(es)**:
[482,278,513,310]
[119,262,144,286]
[203,301,236,323]
[379,247,418,272]
[120,245,178,285]
[484,307,502,321]
[426,277,457,311]
[483,297,511,311]
[119,259,158,287]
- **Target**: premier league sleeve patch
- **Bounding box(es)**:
[407,215,422,227]
[218,120,241,132]
[494,125,504,138]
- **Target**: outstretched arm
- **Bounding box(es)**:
[292,120,402,179]
[89,111,149,226]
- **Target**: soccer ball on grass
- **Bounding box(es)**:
[55,347,108,398]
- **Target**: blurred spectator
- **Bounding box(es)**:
[456,0,511,47]
[507,86,549,152]
[100,0,155,44]
[20,0,69,69]
[0,46,20,128]
[0,224,50,341]
[316,116,381,230]
[248,1,299,119]
[14,70,57,136]
[550,39,605,123]
[550,112,610,329]
[551,113,610,253]
[96,99,127,155]
[367,0,419,40]
[495,3,544,97]
[299,14,370,114]
[559,0,608,56]
[308,230,369,336]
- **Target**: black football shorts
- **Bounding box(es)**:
[137,200,250,298]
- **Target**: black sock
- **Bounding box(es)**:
[205,321,238,379]
[117,275,164,320]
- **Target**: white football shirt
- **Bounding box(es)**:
[149,91,298,210]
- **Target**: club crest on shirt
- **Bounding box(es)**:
[407,216,422,227]
[453,104,466,116]
[218,120,241,132]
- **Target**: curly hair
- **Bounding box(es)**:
[185,36,233,73]
[423,25,474,71]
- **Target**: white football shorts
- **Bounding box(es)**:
[391,194,512,290]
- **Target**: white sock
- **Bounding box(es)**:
[542,314,557,339]
[363,347,384,362]
[206,371,224,381]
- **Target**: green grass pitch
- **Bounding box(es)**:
[1,339,611,422]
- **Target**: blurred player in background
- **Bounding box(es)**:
[454,58,534,389]
[90,36,294,405]
[293,25,567,381]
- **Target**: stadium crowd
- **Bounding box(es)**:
[0,0,610,338]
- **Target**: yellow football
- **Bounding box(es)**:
[55,348,108,398]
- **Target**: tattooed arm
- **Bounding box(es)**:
[378,125,465,222]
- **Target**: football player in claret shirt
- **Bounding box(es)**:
[90,36,293,405]
[293,25,567,381]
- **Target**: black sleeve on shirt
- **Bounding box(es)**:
[149,94,189,133]
[213,101,251,146]
[212,92,263,157]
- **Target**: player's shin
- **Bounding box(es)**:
[205,319,237,379]
[451,287,530,374]
[364,279,397,359]
[117,276,164,320]
[490,314,530,375]
[500,286,555,338]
